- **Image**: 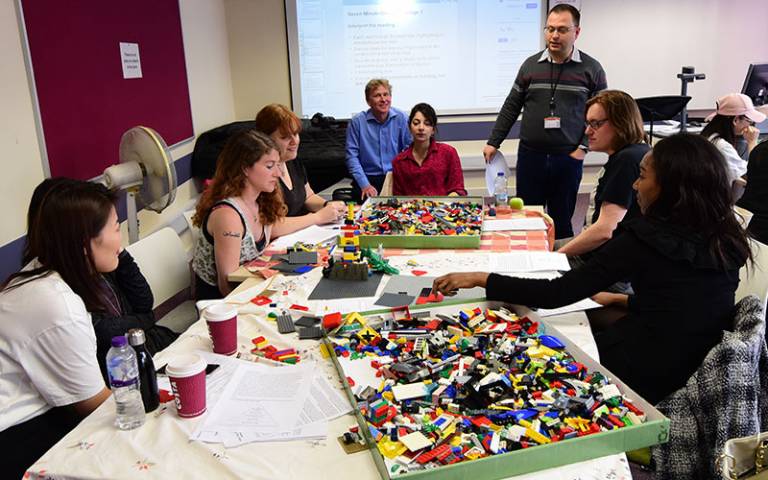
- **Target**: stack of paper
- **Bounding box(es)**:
[386,251,570,276]
[191,360,351,447]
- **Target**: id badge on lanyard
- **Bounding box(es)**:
[544,116,561,129]
[546,63,563,129]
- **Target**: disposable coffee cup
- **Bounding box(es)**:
[166,354,207,418]
[204,303,238,355]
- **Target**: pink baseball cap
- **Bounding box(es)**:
[706,93,766,123]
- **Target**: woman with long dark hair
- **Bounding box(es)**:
[192,129,289,299]
[433,134,751,403]
[391,102,466,196]
[23,178,178,380]
[700,93,764,184]
[1,180,114,478]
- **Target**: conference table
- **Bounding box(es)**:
[25,208,634,480]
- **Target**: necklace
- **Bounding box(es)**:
[238,196,260,222]
[101,276,122,316]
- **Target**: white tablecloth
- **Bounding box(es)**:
[26,277,632,480]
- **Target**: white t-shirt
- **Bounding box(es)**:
[709,135,747,183]
[0,268,105,432]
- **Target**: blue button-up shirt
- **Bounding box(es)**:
[345,107,412,188]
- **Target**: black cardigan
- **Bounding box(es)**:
[486,217,745,404]
[91,250,178,379]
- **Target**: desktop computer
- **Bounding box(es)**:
[742,63,768,107]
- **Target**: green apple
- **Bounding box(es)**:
[508,197,524,210]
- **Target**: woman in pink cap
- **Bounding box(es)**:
[701,93,765,185]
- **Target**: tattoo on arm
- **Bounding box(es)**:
[222,231,242,238]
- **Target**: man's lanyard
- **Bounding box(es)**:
[549,61,565,116]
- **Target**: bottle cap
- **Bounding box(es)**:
[127,328,146,346]
[111,335,127,347]
[497,172,504,176]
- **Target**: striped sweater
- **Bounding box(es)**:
[488,48,607,154]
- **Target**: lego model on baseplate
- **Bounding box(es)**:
[326,203,401,280]
[356,197,483,249]
[324,301,669,480]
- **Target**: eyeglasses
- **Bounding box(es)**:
[585,118,610,130]
[738,115,756,126]
[544,25,576,35]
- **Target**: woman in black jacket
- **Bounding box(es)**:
[433,134,752,404]
[90,249,178,379]
[24,178,178,379]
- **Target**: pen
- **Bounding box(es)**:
[236,351,287,367]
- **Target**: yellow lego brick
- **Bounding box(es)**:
[525,428,551,444]
[377,438,407,459]
[356,326,380,344]
[382,391,394,402]
[318,343,331,359]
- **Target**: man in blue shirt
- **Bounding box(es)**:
[345,79,411,201]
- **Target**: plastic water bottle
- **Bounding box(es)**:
[127,329,159,413]
[494,172,508,206]
[106,335,146,430]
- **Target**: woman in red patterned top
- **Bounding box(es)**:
[392,103,467,196]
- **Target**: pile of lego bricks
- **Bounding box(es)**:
[358,199,483,236]
[330,306,646,475]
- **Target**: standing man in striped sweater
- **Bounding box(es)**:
[483,4,607,239]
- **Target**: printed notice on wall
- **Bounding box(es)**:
[119,42,142,79]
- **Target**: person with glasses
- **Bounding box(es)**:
[483,4,606,239]
[557,90,649,260]
[700,93,765,184]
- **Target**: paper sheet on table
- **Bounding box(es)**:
[537,297,602,317]
[269,225,338,249]
[386,252,492,276]
[386,251,569,276]
[490,251,570,272]
[193,360,351,445]
[482,217,547,231]
[485,150,511,195]
[197,362,315,434]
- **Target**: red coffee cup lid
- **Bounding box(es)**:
[165,354,206,378]
[204,302,237,322]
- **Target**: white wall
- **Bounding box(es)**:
[225,0,292,119]
[0,1,45,246]
[578,0,768,110]
[0,0,237,250]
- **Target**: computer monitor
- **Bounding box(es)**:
[741,63,768,106]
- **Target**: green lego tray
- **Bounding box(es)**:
[324,301,670,480]
[355,196,483,249]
